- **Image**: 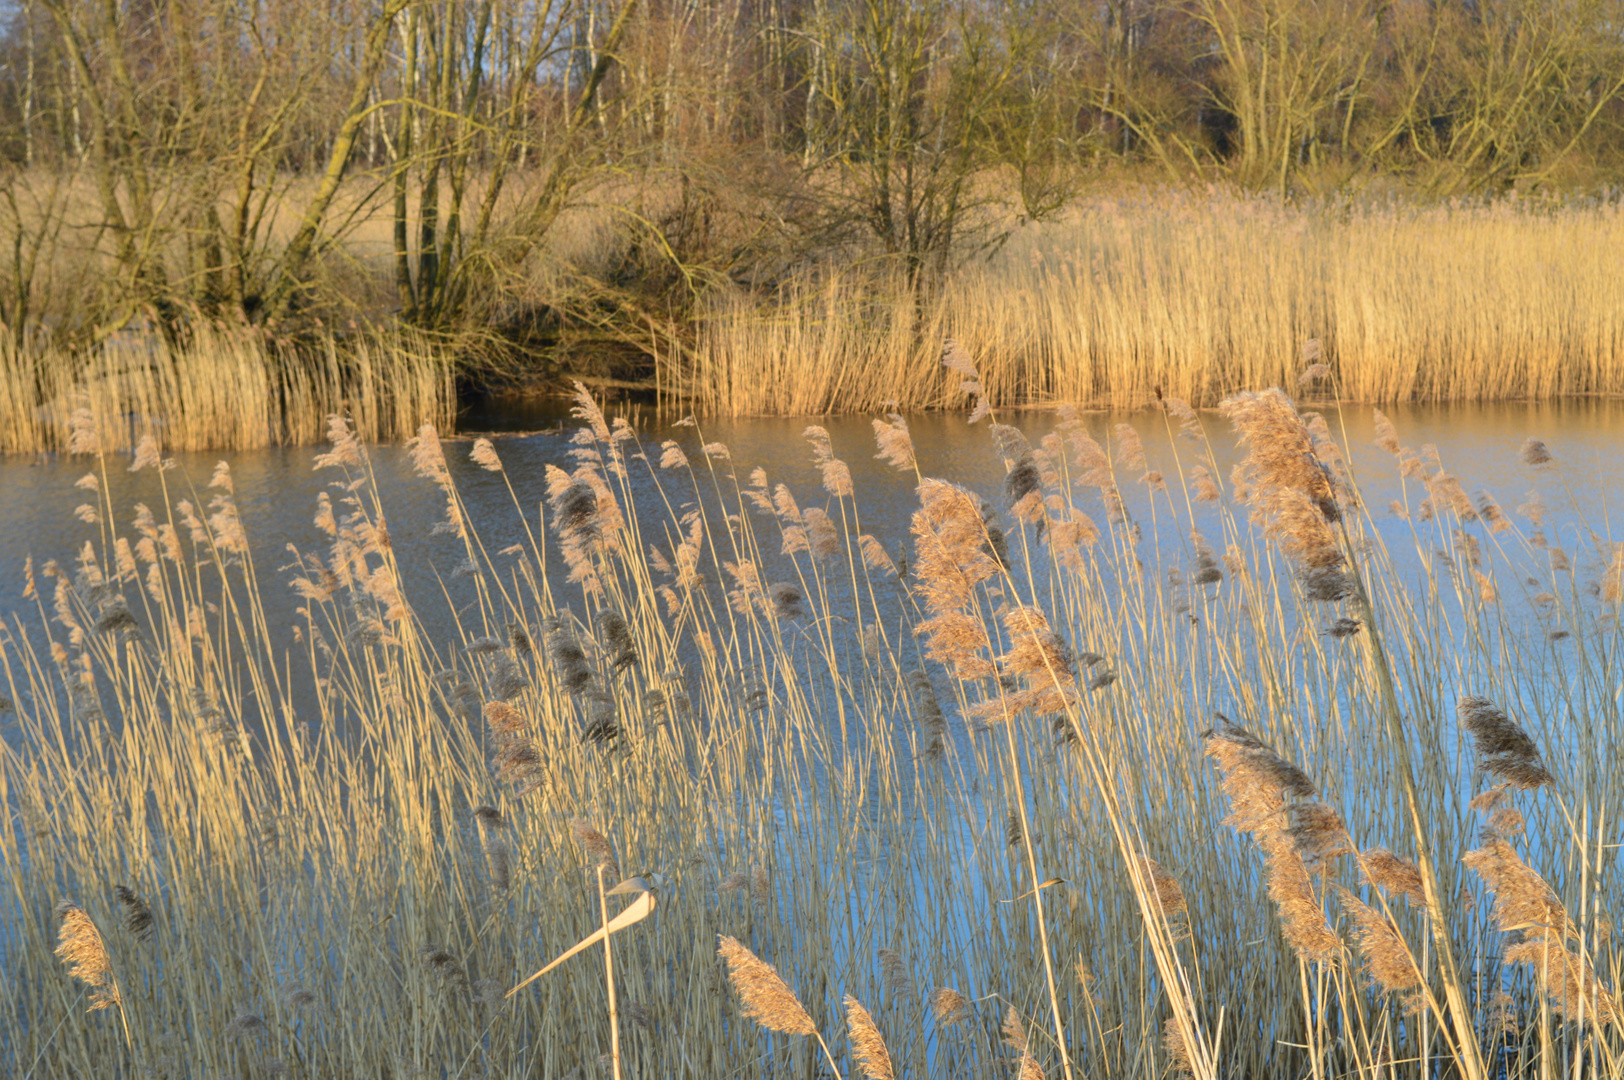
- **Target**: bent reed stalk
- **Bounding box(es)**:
[3,379,1623,1078]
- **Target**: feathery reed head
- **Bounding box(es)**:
[470,438,504,472]
[1336,887,1421,1004]
[872,414,916,472]
[1463,834,1568,938]
[1458,696,1553,789]
[54,901,120,1011]
[1262,834,1343,961]
[113,885,154,941]
[1359,849,1425,905]
[1220,389,1345,577]
[1164,1021,1195,1078]
[569,818,619,878]
[716,936,817,1036]
[929,986,970,1027]
[1001,1004,1029,1052]
[1520,438,1553,466]
[1204,720,1318,835]
[844,995,895,1080]
[1136,854,1188,921]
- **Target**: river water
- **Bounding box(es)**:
[2,398,1619,649]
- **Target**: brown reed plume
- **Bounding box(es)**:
[570,819,620,880]
[1002,1006,1044,1079]
[1336,887,1423,1009]
[1137,855,1188,925]
[844,995,895,1080]
[1458,696,1554,790]
[1204,722,1343,961]
[1164,1020,1195,1077]
[1465,826,1620,1028]
[929,986,970,1027]
[1359,849,1426,905]
[1218,389,1348,597]
[970,605,1077,722]
[716,935,845,1075]
[716,936,816,1035]
[872,414,916,473]
[54,900,128,1041]
[113,885,154,941]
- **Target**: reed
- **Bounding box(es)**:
[682,191,1624,414]
[2,376,1622,1078]
[0,322,457,454]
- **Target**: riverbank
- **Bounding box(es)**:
[6,190,1623,453]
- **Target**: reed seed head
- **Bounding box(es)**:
[54,901,120,1011]
[1136,854,1188,921]
[1336,887,1421,1002]
[469,437,503,471]
[716,936,817,1036]
[1001,1004,1028,1052]
[1164,1021,1195,1078]
[1520,438,1553,466]
[844,995,895,1080]
[929,986,970,1027]
[1458,696,1553,789]
[569,818,619,878]
[113,885,154,941]
[872,414,916,472]
[1359,849,1425,905]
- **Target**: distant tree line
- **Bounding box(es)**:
[0,0,1621,345]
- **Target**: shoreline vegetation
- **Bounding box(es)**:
[6,190,1624,453]
[5,0,1624,451]
[3,377,1622,1078]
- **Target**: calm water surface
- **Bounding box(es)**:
[3,399,1619,640]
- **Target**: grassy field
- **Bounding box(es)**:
[2,376,1620,1078]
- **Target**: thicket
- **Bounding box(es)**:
[0,0,1622,362]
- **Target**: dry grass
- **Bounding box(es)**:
[0,323,456,454]
[2,380,1623,1078]
[683,191,1624,414]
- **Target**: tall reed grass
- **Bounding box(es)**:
[684,192,1624,414]
[0,323,456,454]
[2,378,1621,1078]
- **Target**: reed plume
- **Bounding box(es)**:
[716,936,817,1036]
[1359,849,1425,905]
[878,948,911,997]
[1458,696,1554,789]
[1136,855,1187,920]
[872,414,916,472]
[1467,827,1619,1027]
[54,901,121,1012]
[1205,723,1342,960]
[570,819,619,879]
[1164,1020,1195,1077]
[1336,887,1422,1007]
[929,986,970,1027]
[470,437,504,472]
[113,885,154,941]
[1520,438,1553,466]
[845,995,895,1080]
[805,426,854,497]
[1219,389,1348,596]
